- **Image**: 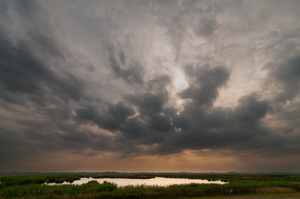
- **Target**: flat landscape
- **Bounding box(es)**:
[1,173,300,199]
[1,1,300,199]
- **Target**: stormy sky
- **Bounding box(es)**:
[1,0,300,172]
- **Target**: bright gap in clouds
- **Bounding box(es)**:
[173,67,189,93]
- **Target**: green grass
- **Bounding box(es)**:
[0,180,117,198]
[186,192,300,199]
[0,173,300,198]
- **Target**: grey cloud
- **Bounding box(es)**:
[194,17,219,38]
[122,124,171,146]
[230,95,269,126]
[119,49,126,65]
[14,0,40,18]
[43,107,73,122]
[106,42,144,85]
[180,64,230,106]
[30,31,65,58]
[108,102,135,123]
[75,74,174,145]
[173,114,190,130]
[122,117,147,140]
[126,92,166,114]
[148,113,173,132]
[139,93,165,113]
[13,0,65,58]
[0,28,84,106]
[154,0,187,61]
[151,94,270,155]
[75,106,98,123]
[153,0,221,61]
[0,1,8,15]
[264,55,300,103]
[113,75,174,143]
[75,102,135,131]
[146,75,171,96]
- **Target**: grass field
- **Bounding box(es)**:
[0,173,300,198]
[186,187,300,199]
[188,193,300,199]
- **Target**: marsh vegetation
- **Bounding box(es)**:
[0,173,300,198]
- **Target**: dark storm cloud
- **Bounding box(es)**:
[124,75,172,116]
[73,62,272,156]
[0,0,92,165]
[126,93,165,113]
[72,70,176,148]
[264,55,300,103]
[122,117,147,140]
[230,95,269,126]
[74,74,173,144]
[0,27,84,106]
[180,64,230,106]
[150,94,270,155]
[124,76,173,134]
[75,102,135,131]
[148,113,173,132]
[0,39,84,104]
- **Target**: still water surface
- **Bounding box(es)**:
[45,177,226,187]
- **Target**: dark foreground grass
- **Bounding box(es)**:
[0,173,300,199]
[187,192,300,199]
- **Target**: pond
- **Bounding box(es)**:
[44,177,227,187]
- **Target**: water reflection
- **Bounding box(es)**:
[44,177,227,187]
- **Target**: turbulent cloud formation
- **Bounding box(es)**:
[1,0,300,172]
[180,64,230,106]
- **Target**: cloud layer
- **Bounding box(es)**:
[1,0,300,172]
